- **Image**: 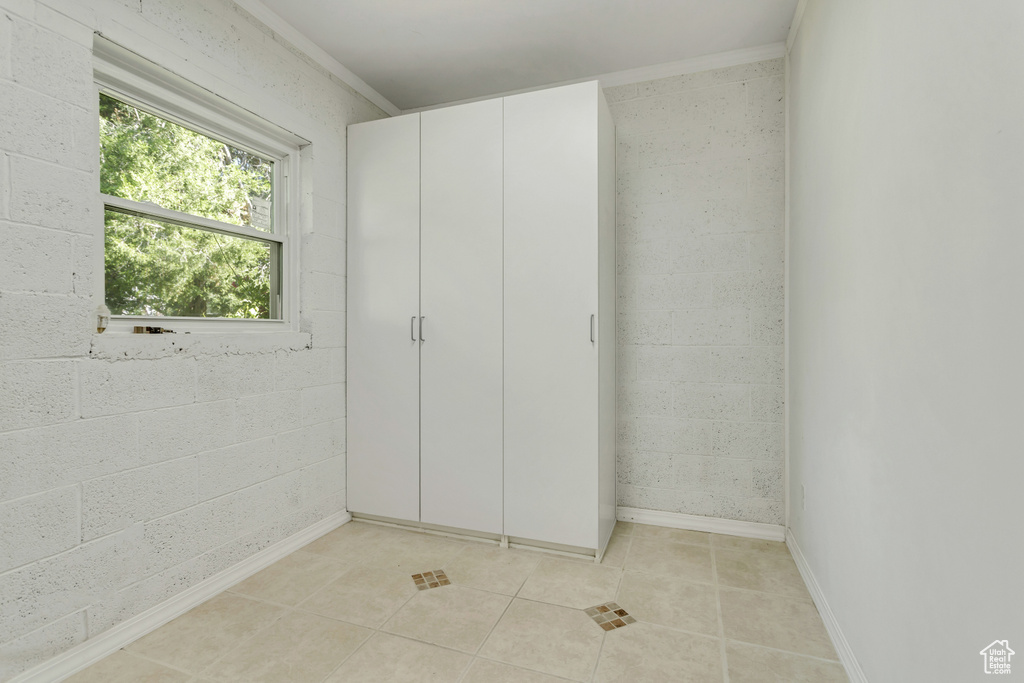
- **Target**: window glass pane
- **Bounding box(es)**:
[105,209,275,319]
[99,93,274,232]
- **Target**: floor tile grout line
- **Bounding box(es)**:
[454,653,476,683]
[289,566,360,616]
[439,541,473,573]
[118,648,198,678]
[315,623,376,683]
[723,637,845,664]
[588,632,608,683]
[246,539,804,611]
[227,561,351,609]
[126,594,294,681]
[713,581,816,601]
[343,545,454,671]
[480,593,615,680]
[633,532,714,550]
[320,627,477,682]
[122,648,196,678]
[713,544,731,683]
[368,629,484,658]
[614,562,812,600]
[191,600,295,680]
[608,535,625,571]
[454,592,518,683]
[235,530,459,680]
[493,589,618,679]
[617,616,723,642]
[604,529,633,570]
[512,551,548,600]
[376,575,436,635]
[79,521,832,681]
[471,591,515,657]
[615,566,717,587]
[246,549,550,628]
[241,592,377,626]
[611,556,627,604]
[471,654,581,681]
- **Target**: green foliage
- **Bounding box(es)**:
[100,94,275,318]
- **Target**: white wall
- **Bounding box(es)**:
[607,59,786,526]
[788,1,1024,680]
[0,0,384,677]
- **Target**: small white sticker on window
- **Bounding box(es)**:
[251,197,272,230]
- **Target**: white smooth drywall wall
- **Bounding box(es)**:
[607,59,786,526]
[788,1,1024,680]
[0,0,384,677]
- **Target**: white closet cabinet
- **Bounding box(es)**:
[347,81,615,556]
[347,100,504,531]
[419,100,505,534]
[346,114,420,522]
[503,82,617,552]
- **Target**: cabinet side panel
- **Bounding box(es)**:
[420,99,504,534]
[347,115,421,522]
[503,82,600,549]
[598,91,617,553]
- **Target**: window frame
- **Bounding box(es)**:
[94,38,307,333]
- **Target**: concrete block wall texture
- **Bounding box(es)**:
[0,0,385,677]
[606,58,786,525]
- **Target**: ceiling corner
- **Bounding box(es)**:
[232,0,402,116]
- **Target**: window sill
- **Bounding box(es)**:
[90,328,312,360]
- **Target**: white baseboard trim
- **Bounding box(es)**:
[11,510,352,683]
[786,529,867,683]
[616,507,785,541]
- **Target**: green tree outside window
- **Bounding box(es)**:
[100,93,276,319]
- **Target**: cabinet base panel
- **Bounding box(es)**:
[352,512,501,543]
[507,536,599,560]
[350,513,600,560]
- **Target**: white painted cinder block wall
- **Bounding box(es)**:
[606,59,785,525]
[0,0,384,676]
[789,0,1024,680]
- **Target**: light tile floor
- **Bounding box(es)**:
[68,521,849,682]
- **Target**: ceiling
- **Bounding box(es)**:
[251,0,798,111]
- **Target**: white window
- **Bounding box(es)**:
[94,38,305,331]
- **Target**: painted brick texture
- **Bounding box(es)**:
[0,0,385,678]
[607,58,786,526]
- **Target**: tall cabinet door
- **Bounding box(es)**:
[420,99,504,534]
[503,83,601,549]
[347,114,421,522]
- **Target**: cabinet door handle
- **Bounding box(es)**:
[590,314,595,343]
[411,316,416,341]
[420,316,426,342]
